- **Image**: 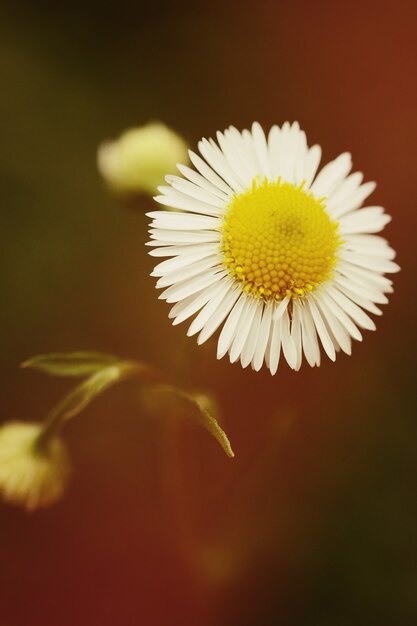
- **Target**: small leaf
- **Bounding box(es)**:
[33,359,164,451]
[141,384,234,458]
[21,352,121,378]
[44,365,123,424]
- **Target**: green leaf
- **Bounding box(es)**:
[141,384,234,458]
[21,352,123,378]
[44,365,123,424]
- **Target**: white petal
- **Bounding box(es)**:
[227,126,259,179]
[334,275,388,305]
[240,301,264,368]
[268,125,282,179]
[242,129,263,177]
[188,150,234,196]
[165,175,227,208]
[339,251,400,274]
[252,301,274,371]
[311,152,352,198]
[148,242,219,258]
[326,171,364,212]
[216,130,254,187]
[326,285,376,331]
[281,309,298,369]
[280,121,302,184]
[342,236,396,260]
[156,256,221,289]
[197,284,241,344]
[153,192,223,216]
[308,298,337,361]
[148,210,220,230]
[333,280,384,316]
[229,297,258,363]
[176,163,231,202]
[330,181,376,219]
[169,280,226,325]
[303,144,322,187]
[251,122,271,178]
[217,294,247,359]
[267,315,283,375]
[276,121,291,180]
[160,269,227,303]
[339,207,391,234]
[337,260,394,292]
[299,302,321,366]
[151,245,220,276]
[319,287,363,342]
[294,130,308,185]
[222,128,256,183]
[291,299,303,370]
[198,138,244,191]
[315,296,352,355]
[272,296,290,321]
[344,233,391,248]
[186,279,233,337]
[149,228,220,245]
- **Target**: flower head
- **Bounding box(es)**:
[147,122,399,373]
[98,121,189,195]
[0,422,71,511]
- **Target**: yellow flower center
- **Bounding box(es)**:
[221,178,341,301]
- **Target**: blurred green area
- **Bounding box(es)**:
[0,1,416,625]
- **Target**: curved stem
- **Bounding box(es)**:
[34,360,163,453]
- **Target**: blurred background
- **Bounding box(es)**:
[0,0,416,624]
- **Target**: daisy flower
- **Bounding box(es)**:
[147,122,399,374]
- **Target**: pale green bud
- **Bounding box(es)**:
[0,422,71,511]
[97,121,189,195]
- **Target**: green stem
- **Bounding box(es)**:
[34,360,163,453]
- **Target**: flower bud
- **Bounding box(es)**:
[98,121,188,195]
[0,422,71,511]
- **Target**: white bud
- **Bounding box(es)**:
[0,422,71,512]
[97,121,188,195]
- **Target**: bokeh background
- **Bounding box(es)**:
[1,1,416,624]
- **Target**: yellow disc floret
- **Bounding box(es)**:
[221,178,341,301]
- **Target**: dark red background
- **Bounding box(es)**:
[0,1,416,624]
